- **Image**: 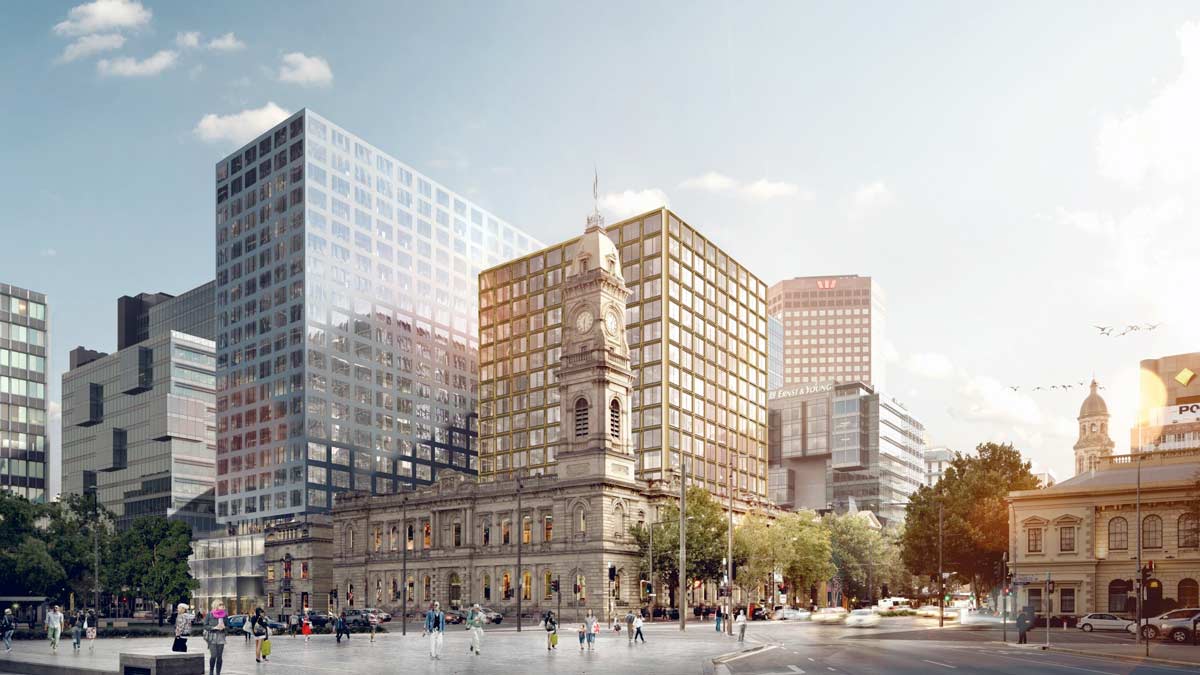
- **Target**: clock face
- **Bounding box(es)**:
[604,310,620,336]
[575,310,594,334]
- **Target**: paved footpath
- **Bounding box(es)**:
[0,622,741,675]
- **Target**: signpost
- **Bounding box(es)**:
[1045,572,1052,648]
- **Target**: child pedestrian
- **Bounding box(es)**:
[301,615,313,643]
[577,622,587,651]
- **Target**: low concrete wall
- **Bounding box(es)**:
[0,660,117,675]
[119,653,204,675]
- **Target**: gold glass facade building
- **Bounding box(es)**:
[478,208,769,499]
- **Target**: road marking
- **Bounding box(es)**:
[981,651,1120,675]
[808,657,815,661]
[922,659,957,669]
[714,644,779,663]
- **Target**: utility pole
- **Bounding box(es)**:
[401,494,408,636]
[92,494,101,615]
[938,501,944,628]
[679,463,687,631]
[726,462,734,636]
[648,520,655,622]
[517,475,523,632]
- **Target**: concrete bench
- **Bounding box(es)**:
[119,653,204,675]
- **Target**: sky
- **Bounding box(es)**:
[3,0,1200,491]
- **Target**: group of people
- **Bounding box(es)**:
[12,605,98,654]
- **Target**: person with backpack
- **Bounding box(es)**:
[2,608,15,653]
[543,610,558,650]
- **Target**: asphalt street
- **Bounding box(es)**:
[722,617,1200,675]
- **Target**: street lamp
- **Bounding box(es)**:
[401,494,408,636]
[516,475,524,632]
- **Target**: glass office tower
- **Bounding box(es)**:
[0,283,48,503]
[478,208,770,499]
[213,109,540,526]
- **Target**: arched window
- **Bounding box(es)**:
[390,525,399,551]
[346,527,355,551]
[373,526,382,552]
[1179,514,1200,549]
[406,523,415,551]
[574,398,589,437]
[1142,515,1163,549]
[575,573,586,602]
[521,516,532,545]
[502,520,511,545]
[482,574,492,601]
[376,578,383,603]
[348,583,355,607]
[575,505,587,538]
[1108,517,1128,550]
[610,399,621,439]
[502,572,512,599]
[522,571,532,601]
[422,575,432,601]
[406,576,414,603]
[423,522,432,549]
[1179,579,1199,607]
[1100,422,1106,434]
[1080,424,1086,435]
[544,570,554,600]
[1108,579,1131,613]
[1090,423,1097,433]
[614,505,626,539]
[391,577,399,601]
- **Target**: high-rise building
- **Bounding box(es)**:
[923,446,954,486]
[478,208,770,498]
[62,282,217,531]
[1133,351,1200,452]
[0,283,49,503]
[212,109,541,527]
[767,380,924,525]
[767,275,886,391]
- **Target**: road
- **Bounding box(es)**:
[721,617,1199,675]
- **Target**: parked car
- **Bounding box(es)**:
[1077,613,1134,633]
[774,607,812,621]
[652,607,681,620]
[1128,608,1200,642]
[303,610,330,629]
[478,607,504,624]
[916,605,940,618]
[845,609,881,628]
[444,609,467,625]
[343,609,372,627]
[225,615,248,632]
[265,619,286,633]
[362,608,392,623]
[811,607,848,624]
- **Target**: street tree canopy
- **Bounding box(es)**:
[900,442,1039,592]
[0,491,113,602]
[109,517,197,624]
[631,486,729,598]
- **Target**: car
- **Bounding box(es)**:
[916,605,940,618]
[303,610,330,629]
[1077,613,1134,633]
[265,619,286,633]
[362,607,392,623]
[845,609,881,628]
[444,609,467,625]
[941,607,960,620]
[1128,608,1200,642]
[478,607,504,624]
[225,614,248,632]
[811,607,848,624]
[343,609,372,627]
[774,607,812,621]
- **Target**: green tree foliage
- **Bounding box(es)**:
[733,511,834,603]
[631,486,729,600]
[900,442,1039,592]
[109,517,197,624]
[822,513,906,603]
[0,491,112,602]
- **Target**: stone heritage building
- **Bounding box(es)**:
[1008,447,1200,619]
[328,208,752,622]
[1074,379,1115,476]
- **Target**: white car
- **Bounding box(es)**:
[811,607,848,624]
[845,609,881,628]
[775,608,812,621]
[1077,613,1133,633]
[916,605,940,618]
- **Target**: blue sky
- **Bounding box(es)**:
[4,0,1200,485]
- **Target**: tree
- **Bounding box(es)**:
[733,511,834,605]
[42,493,114,605]
[111,517,197,625]
[900,442,1039,596]
[631,486,728,604]
[0,491,111,604]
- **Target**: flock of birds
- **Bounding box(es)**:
[1092,323,1160,337]
[1004,322,1161,393]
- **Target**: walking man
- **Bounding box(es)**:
[289,611,299,638]
[624,609,635,644]
[369,610,379,643]
[335,611,349,643]
[71,610,83,651]
[715,607,723,633]
[734,609,747,643]
[1016,610,1029,644]
[46,604,64,652]
[2,608,15,653]
[424,602,445,660]
[632,613,645,643]
[467,603,485,655]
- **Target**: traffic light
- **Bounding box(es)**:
[881,584,890,598]
[609,565,617,582]
[930,574,938,585]
[778,583,786,594]
[551,579,560,594]
[1147,560,1155,574]
[574,583,581,595]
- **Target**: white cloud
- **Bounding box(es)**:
[599,188,670,218]
[906,352,955,379]
[950,375,1043,427]
[208,32,246,52]
[175,31,200,48]
[54,0,151,37]
[679,171,737,192]
[278,52,333,87]
[97,50,177,77]
[741,178,810,200]
[193,102,290,145]
[848,180,896,221]
[57,33,125,63]
[1096,21,1200,188]
[1047,207,1115,237]
[679,171,811,200]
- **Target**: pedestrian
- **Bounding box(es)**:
[633,613,645,643]
[46,604,64,652]
[624,609,635,644]
[250,607,269,662]
[586,610,599,651]
[289,611,299,638]
[543,610,558,651]
[85,609,97,652]
[1,608,14,653]
[301,613,313,643]
[423,601,445,660]
[577,622,587,651]
[335,611,349,643]
[715,607,723,633]
[1016,610,1029,644]
[71,610,83,651]
[172,603,194,653]
[204,601,228,675]
[369,610,379,643]
[467,603,485,655]
[734,609,747,642]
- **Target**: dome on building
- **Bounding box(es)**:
[1079,379,1108,418]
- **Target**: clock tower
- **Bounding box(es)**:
[554,199,637,484]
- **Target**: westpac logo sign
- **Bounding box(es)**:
[815,279,837,290]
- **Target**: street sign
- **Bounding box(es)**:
[1012,575,1038,585]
